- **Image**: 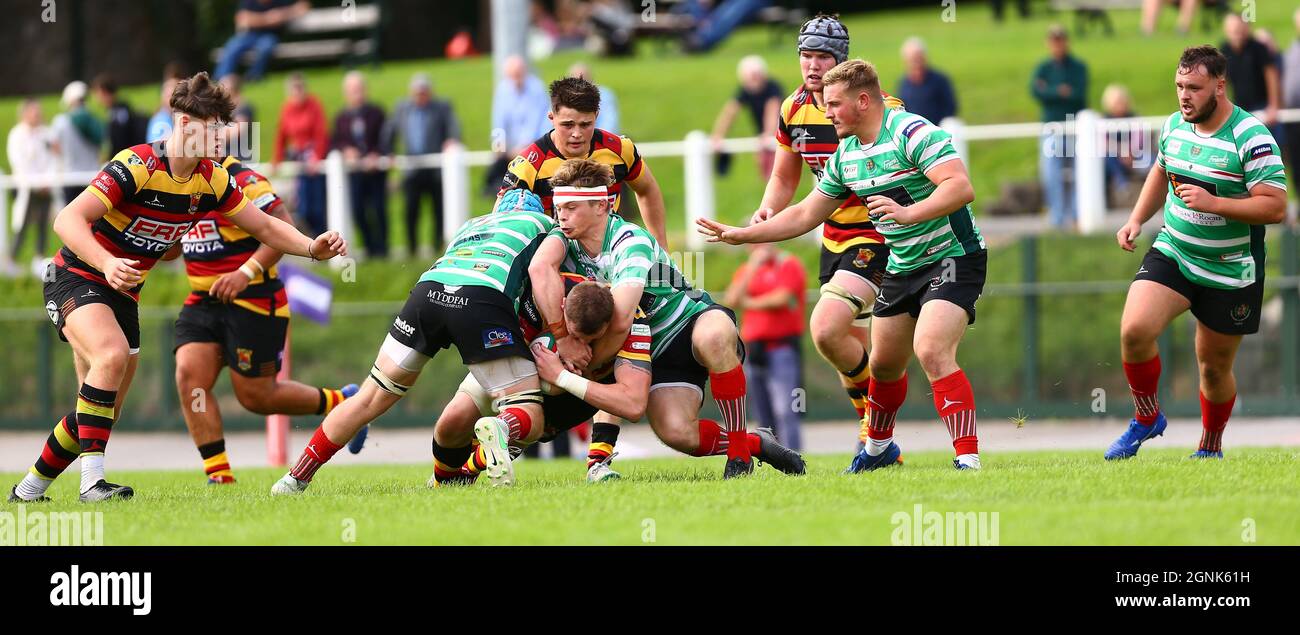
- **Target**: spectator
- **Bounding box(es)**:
[991,0,1030,23]
[486,55,550,196]
[1141,0,1199,36]
[1031,25,1088,230]
[6,99,57,265]
[1284,8,1300,199]
[679,0,773,53]
[214,0,310,82]
[219,74,256,161]
[1222,13,1280,127]
[273,73,329,235]
[92,73,147,156]
[724,243,807,450]
[568,63,619,133]
[383,72,461,257]
[333,71,390,259]
[1254,28,1287,151]
[710,54,783,178]
[147,77,180,143]
[1099,84,1151,200]
[49,81,104,206]
[896,37,958,126]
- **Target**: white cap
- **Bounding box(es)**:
[62,80,88,106]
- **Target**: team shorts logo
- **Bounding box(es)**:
[236,348,253,372]
[483,328,514,349]
[852,247,875,269]
[393,317,416,338]
[45,301,59,325]
[1230,303,1251,323]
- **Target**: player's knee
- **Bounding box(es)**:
[914,343,954,378]
[657,421,697,454]
[1120,323,1158,354]
[93,346,130,379]
[234,381,277,415]
[693,317,738,363]
[1197,360,1233,388]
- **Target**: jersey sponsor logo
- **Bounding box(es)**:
[1208,154,1229,168]
[483,328,514,349]
[1169,206,1226,226]
[472,262,490,272]
[1166,139,1183,155]
[1168,172,1218,196]
[124,216,193,252]
[630,323,651,337]
[181,219,226,255]
[236,347,253,372]
[631,340,651,351]
[393,317,416,338]
[483,248,509,258]
[107,162,131,183]
[1218,251,1244,261]
[526,150,539,163]
[1249,144,1274,159]
[92,173,114,194]
[253,193,277,210]
[454,248,474,256]
[902,120,926,138]
[843,162,859,179]
[924,238,954,257]
[145,156,157,171]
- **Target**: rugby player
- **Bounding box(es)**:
[698,60,988,471]
[9,72,347,503]
[501,76,669,247]
[168,156,359,484]
[1108,45,1287,460]
[270,189,556,494]
[751,14,906,449]
[530,159,806,479]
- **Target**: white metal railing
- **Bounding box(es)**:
[2,107,1296,272]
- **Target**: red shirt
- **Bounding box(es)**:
[274,95,329,163]
[732,253,807,342]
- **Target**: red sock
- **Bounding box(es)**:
[691,419,760,457]
[500,407,533,442]
[708,365,751,462]
[1198,392,1234,453]
[1123,356,1162,426]
[932,370,978,456]
[289,426,344,482]
[866,374,908,441]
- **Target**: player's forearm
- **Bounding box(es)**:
[901,174,974,223]
[251,206,297,270]
[1128,165,1168,224]
[240,211,313,258]
[758,167,798,212]
[638,193,670,248]
[561,371,648,421]
[1211,189,1287,225]
[527,263,566,329]
[740,198,826,243]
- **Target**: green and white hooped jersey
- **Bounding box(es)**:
[1153,106,1287,289]
[549,215,711,357]
[817,108,985,274]
[422,210,556,302]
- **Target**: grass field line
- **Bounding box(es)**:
[2,418,1296,474]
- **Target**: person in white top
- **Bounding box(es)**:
[7,98,57,264]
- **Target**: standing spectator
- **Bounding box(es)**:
[383,73,461,257]
[1141,0,1199,36]
[896,37,958,126]
[710,55,783,178]
[7,99,57,266]
[1221,13,1280,127]
[568,63,619,133]
[214,0,310,82]
[333,71,390,258]
[1283,8,1300,200]
[273,73,329,235]
[49,81,103,206]
[486,55,550,196]
[220,74,257,161]
[1031,25,1088,230]
[147,77,180,143]
[92,73,147,156]
[991,0,1030,23]
[724,244,807,450]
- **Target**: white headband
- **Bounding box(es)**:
[552,185,609,204]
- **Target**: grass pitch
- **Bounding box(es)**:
[3,447,1297,546]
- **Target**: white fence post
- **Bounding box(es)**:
[442,145,470,244]
[683,130,714,250]
[324,150,351,268]
[941,116,968,163]
[1074,109,1106,234]
[0,168,11,275]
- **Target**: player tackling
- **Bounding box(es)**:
[1108,45,1287,460]
[698,59,988,471]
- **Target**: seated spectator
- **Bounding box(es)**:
[333,71,391,259]
[710,55,783,178]
[214,0,310,82]
[1100,84,1151,200]
[896,37,958,126]
[383,72,462,257]
[680,0,773,53]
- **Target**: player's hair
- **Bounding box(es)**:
[170,72,236,123]
[549,76,601,114]
[550,158,614,189]
[1178,45,1227,79]
[822,59,881,100]
[565,281,615,338]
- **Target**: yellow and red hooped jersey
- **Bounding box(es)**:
[501,128,644,215]
[180,157,289,317]
[517,272,652,380]
[775,85,904,253]
[56,144,248,301]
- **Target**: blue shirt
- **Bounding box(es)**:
[896,69,957,126]
[491,74,551,152]
[597,85,619,134]
[147,109,172,143]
